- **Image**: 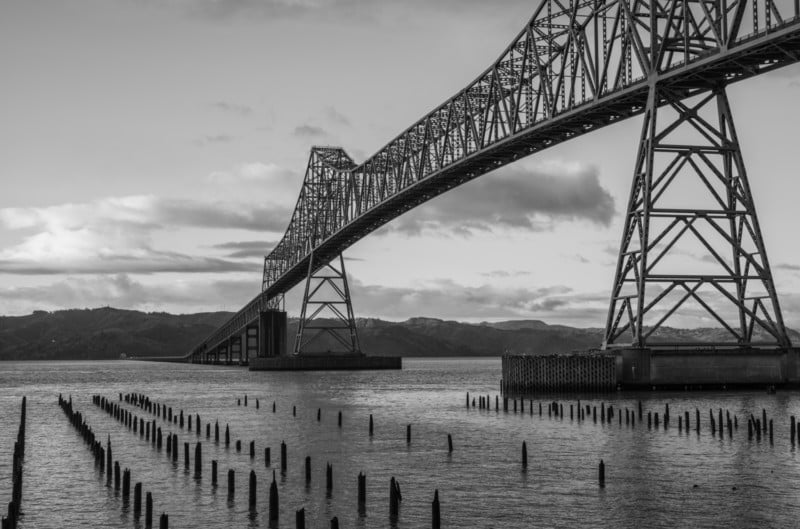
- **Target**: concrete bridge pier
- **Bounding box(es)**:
[258,310,287,358]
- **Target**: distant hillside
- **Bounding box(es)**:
[0,308,797,360]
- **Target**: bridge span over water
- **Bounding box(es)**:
[188,0,800,380]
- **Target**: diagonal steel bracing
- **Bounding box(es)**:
[604,85,790,349]
[294,254,361,356]
[191,0,800,359]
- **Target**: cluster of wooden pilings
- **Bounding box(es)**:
[58,395,169,528]
[96,391,443,527]
[466,391,800,449]
[502,354,617,392]
[1,397,26,529]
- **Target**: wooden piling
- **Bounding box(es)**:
[133,482,142,516]
[281,441,287,473]
[194,442,202,478]
[215,421,219,443]
[236,440,241,452]
[389,477,400,518]
[305,456,311,483]
[432,489,441,529]
[145,492,153,528]
[269,471,279,522]
[265,447,271,467]
[249,470,256,509]
[296,508,305,529]
[227,469,235,497]
[159,513,168,529]
[447,433,453,453]
[225,425,230,447]
[326,462,333,492]
[522,441,527,469]
[122,468,130,500]
[184,442,189,467]
[317,408,321,422]
[599,459,605,487]
[331,516,339,529]
[358,472,366,507]
[212,460,217,486]
[369,414,374,436]
[338,411,342,427]
[791,416,796,444]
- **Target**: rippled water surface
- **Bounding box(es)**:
[1,358,800,528]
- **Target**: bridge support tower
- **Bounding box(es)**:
[603,84,797,386]
[293,253,361,356]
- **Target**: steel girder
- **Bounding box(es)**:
[604,86,790,349]
[190,0,800,358]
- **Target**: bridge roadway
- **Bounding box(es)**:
[188,0,800,362]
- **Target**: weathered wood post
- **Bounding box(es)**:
[324,462,334,493]
[599,460,605,487]
[236,440,241,452]
[215,421,219,443]
[194,442,202,478]
[389,477,400,518]
[184,442,190,467]
[369,414,374,437]
[114,461,121,490]
[791,416,796,444]
[432,489,441,529]
[522,441,527,469]
[134,482,142,517]
[225,425,230,447]
[406,424,411,444]
[447,434,453,453]
[145,492,153,529]
[122,468,131,501]
[305,456,311,483]
[159,513,168,529]
[331,516,339,529]
[249,470,257,510]
[228,469,235,497]
[280,441,287,473]
[296,508,305,529]
[250,440,255,458]
[317,408,321,422]
[265,447,271,467]
[358,472,366,510]
[212,460,218,486]
[338,411,342,428]
[269,470,279,522]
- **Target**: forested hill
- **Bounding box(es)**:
[1,308,796,360]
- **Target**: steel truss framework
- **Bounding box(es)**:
[294,254,361,356]
[191,0,800,359]
[605,86,790,348]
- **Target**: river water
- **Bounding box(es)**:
[0,358,799,528]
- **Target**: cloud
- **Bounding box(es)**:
[386,160,615,236]
[0,196,290,276]
[776,263,800,271]
[194,134,235,146]
[210,101,254,116]
[342,278,608,324]
[0,274,259,315]
[325,107,350,126]
[212,240,275,259]
[293,124,327,137]
[479,270,532,278]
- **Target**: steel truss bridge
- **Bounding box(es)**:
[189,0,800,364]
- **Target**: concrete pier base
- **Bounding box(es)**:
[249,355,401,371]
[503,347,800,392]
[618,346,800,389]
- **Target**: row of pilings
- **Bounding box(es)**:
[58,395,169,528]
[467,392,800,446]
[1,397,25,529]
[103,390,444,527]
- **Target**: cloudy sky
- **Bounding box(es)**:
[2,0,800,330]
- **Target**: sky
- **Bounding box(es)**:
[2,0,800,330]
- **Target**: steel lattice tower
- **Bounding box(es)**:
[604,85,790,350]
